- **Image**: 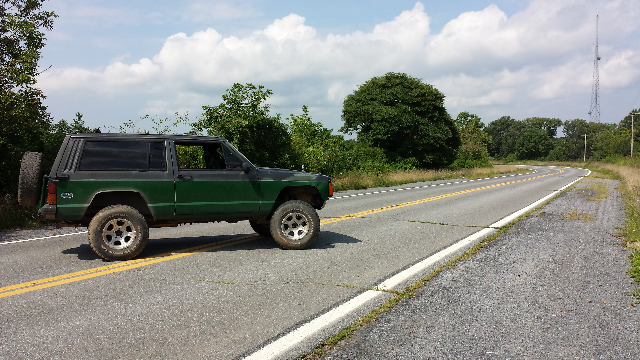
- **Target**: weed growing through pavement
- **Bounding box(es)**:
[562,209,594,221]
[551,162,640,300]
[577,179,609,201]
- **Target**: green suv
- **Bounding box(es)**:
[18,134,333,260]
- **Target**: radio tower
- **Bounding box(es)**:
[588,15,601,122]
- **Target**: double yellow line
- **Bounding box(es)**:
[321,169,562,224]
[1,169,562,299]
[0,235,258,299]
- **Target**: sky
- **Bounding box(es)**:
[36,0,640,134]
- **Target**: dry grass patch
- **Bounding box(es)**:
[577,179,609,201]
[562,209,593,221]
[333,166,521,192]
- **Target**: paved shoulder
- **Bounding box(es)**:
[323,178,639,359]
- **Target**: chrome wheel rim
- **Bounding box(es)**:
[280,212,309,241]
[102,218,137,250]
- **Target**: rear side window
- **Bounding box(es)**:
[77,141,166,171]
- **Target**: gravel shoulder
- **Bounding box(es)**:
[323,177,639,359]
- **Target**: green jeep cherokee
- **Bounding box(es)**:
[18,134,333,261]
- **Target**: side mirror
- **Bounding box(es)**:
[242,162,252,173]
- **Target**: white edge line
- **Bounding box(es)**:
[244,169,591,360]
[1,231,88,245]
[244,291,382,360]
[380,169,590,291]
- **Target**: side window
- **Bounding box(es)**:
[176,143,229,170]
[149,142,166,170]
[77,141,166,171]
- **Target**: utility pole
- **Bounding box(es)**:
[632,112,640,157]
[584,134,588,162]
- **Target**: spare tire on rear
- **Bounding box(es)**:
[18,152,44,208]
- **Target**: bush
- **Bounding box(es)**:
[0,194,41,230]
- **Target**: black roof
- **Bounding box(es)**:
[68,133,226,141]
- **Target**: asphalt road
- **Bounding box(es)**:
[322,177,639,359]
[0,166,589,359]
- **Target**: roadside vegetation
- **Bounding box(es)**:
[332,166,520,191]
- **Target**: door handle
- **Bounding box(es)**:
[177,174,193,180]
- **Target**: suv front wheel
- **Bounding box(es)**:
[88,205,149,261]
[270,200,320,250]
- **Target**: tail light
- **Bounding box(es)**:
[329,182,334,197]
[47,182,57,205]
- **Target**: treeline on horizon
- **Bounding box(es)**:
[4,73,640,199]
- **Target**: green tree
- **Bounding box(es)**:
[193,83,296,168]
[451,111,491,168]
[561,118,590,160]
[45,112,96,163]
[0,0,56,195]
[341,72,460,168]
[485,116,520,159]
[619,108,640,156]
[559,119,613,160]
[591,125,630,160]
[515,128,554,160]
[118,112,190,134]
[522,117,562,138]
[288,105,342,174]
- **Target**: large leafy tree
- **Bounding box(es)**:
[515,128,554,160]
[0,0,56,195]
[193,83,296,168]
[288,105,342,174]
[451,111,491,168]
[522,117,562,138]
[619,108,640,155]
[561,118,590,160]
[516,117,561,160]
[341,72,460,168]
[485,116,520,159]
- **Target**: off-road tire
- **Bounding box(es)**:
[18,152,44,208]
[249,219,272,237]
[88,205,149,261]
[270,200,320,250]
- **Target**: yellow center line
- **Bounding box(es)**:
[0,235,258,299]
[320,169,563,225]
[1,169,561,299]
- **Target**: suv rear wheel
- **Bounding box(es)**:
[88,205,149,261]
[270,200,320,250]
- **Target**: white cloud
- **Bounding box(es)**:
[38,0,640,128]
[601,50,640,88]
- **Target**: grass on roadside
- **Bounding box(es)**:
[332,166,521,192]
[576,179,609,201]
[562,209,593,221]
